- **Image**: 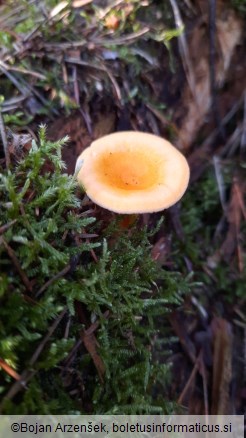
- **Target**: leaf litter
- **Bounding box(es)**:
[0,0,245,415]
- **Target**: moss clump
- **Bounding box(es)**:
[0,127,189,414]
[174,167,246,301]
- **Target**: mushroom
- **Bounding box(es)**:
[75,131,189,214]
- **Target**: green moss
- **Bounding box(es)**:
[175,166,246,302]
[0,127,189,414]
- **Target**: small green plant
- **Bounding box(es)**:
[0,127,189,414]
[3,112,33,127]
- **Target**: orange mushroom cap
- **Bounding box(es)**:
[75,131,190,214]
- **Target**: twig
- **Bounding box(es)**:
[244,327,246,382]
[4,64,47,80]
[191,295,208,321]
[0,5,25,26]
[62,339,82,368]
[79,313,110,383]
[18,75,59,116]
[234,177,246,220]
[0,60,30,96]
[72,66,80,105]
[64,56,107,72]
[208,0,216,100]
[169,0,198,105]
[178,353,200,404]
[91,27,150,46]
[0,357,21,381]
[79,107,93,137]
[0,111,10,168]
[240,90,246,155]
[0,237,33,292]
[64,316,71,339]
[213,155,227,212]
[189,97,244,183]
[200,350,209,416]
[98,0,125,20]
[1,95,28,113]
[0,370,36,414]
[0,219,17,235]
[44,40,87,50]
[146,103,179,135]
[0,308,67,408]
[103,64,122,102]
[205,97,243,149]
[85,311,110,336]
[208,0,225,140]
[23,1,69,42]
[30,308,67,366]
[86,238,98,262]
[220,123,242,158]
[65,55,122,101]
[35,263,71,297]
[183,0,196,13]
[0,60,58,116]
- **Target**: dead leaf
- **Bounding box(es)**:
[174,7,242,150]
[170,311,197,364]
[220,176,245,270]
[75,302,107,383]
[7,129,32,161]
[49,1,69,19]
[216,11,242,81]
[80,329,105,383]
[211,317,232,414]
[151,236,171,266]
[72,0,92,7]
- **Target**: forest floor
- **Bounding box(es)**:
[0,0,245,415]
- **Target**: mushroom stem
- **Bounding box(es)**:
[118,214,138,229]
